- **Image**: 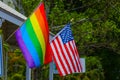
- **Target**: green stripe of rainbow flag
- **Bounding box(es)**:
[15,3,49,68]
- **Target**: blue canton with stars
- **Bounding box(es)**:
[59,24,74,44]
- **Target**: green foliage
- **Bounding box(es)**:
[7,49,26,80]
[3,43,10,52]
[85,56,104,80]
[0,29,2,34]
[21,0,42,16]
[94,48,120,80]
[11,73,23,80]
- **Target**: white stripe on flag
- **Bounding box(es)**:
[72,40,82,72]
[67,41,79,72]
[50,42,65,76]
[66,43,76,72]
[54,38,70,74]
[70,41,80,72]
[58,36,74,73]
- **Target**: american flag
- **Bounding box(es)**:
[50,24,82,76]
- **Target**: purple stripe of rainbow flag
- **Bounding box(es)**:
[15,3,49,68]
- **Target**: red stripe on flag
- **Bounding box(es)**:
[51,50,64,76]
[68,42,79,72]
[68,41,78,72]
[50,42,66,76]
[56,37,72,74]
[73,41,81,72]
[58,36,78,74]
[64,44,75,73]
[70,41,80,72]
[72,40,83,72]
[55,37,71,74]
[52,40,68,75]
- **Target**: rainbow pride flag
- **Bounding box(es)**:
[15,3,49,68]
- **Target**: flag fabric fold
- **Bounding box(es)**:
[15,2,50,68]
[50,24,83,76]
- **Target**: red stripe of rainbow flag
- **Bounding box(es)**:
[15,3,49,68]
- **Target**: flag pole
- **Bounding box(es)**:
[26,64,31,80]
[5,28,19,42]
